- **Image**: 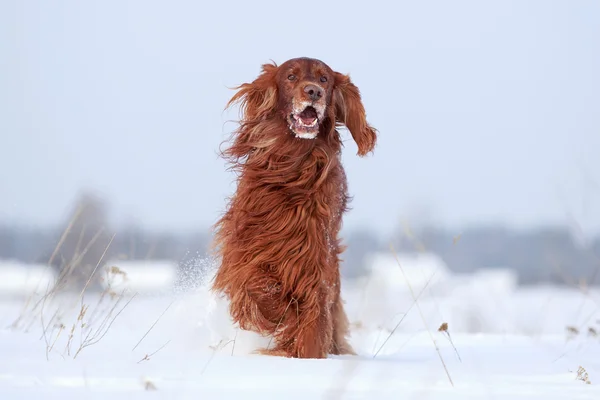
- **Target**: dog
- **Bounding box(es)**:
[211,57,377,358]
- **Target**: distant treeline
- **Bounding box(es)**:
[0,193,598,286]
[391,226,600,285]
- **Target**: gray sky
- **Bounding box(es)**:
[1,0,599,239]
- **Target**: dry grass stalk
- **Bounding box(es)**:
[137,340,171,364]
[78,233,116,300]
[553,263,600,330]
[400,221,427,252]
[390,244,454,387]
[9,214,140,361]
[39,228,107,358]
[59,266,136,359]
[231,329,238,356]
[132,301,174,352]
[84,288,112,331]
[73,291,137,359]
[64,304,88,356]
[266,297,296,351]
[372,272,437,358]
[11,209,84,330]
[438,322,462,362]
[48,323,65,356]
[48,205,84,266]
[39,309,60,340]
[16,225,105,344]
[46,238,136,359]
[202,338,235,376]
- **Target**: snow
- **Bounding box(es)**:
[0,261,56,298]
[99,260,178,294]
[1,257,599,399]
[365,251,453,290]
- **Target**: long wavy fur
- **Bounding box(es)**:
[211,60,377,358]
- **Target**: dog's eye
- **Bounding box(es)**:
[320,76,328,83]
[288,74,296,81]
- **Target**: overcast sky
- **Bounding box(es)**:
[1,1,599,238]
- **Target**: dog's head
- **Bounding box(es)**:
[276,58,332,140]
[227,57,377,156]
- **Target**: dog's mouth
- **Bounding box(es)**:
[289,106,320,139]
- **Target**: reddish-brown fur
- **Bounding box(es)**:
[211,57,377,358]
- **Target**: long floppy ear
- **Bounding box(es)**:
[227,63,279,122]
[333,72,377,156]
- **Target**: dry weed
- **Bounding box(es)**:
[576,366,591,384]
[9,216,140,361]
[73,291,137,358]
[438,322,462,362]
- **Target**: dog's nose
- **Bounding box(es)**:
[304,84,323,101]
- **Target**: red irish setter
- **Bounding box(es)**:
[211,57,377,358]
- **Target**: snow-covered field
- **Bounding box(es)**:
[1,257,599,399]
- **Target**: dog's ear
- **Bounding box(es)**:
[333,72,377,156]
[227,63,279,121]
[222,63,279,160]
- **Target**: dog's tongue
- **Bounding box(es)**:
[299,107,318,125]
